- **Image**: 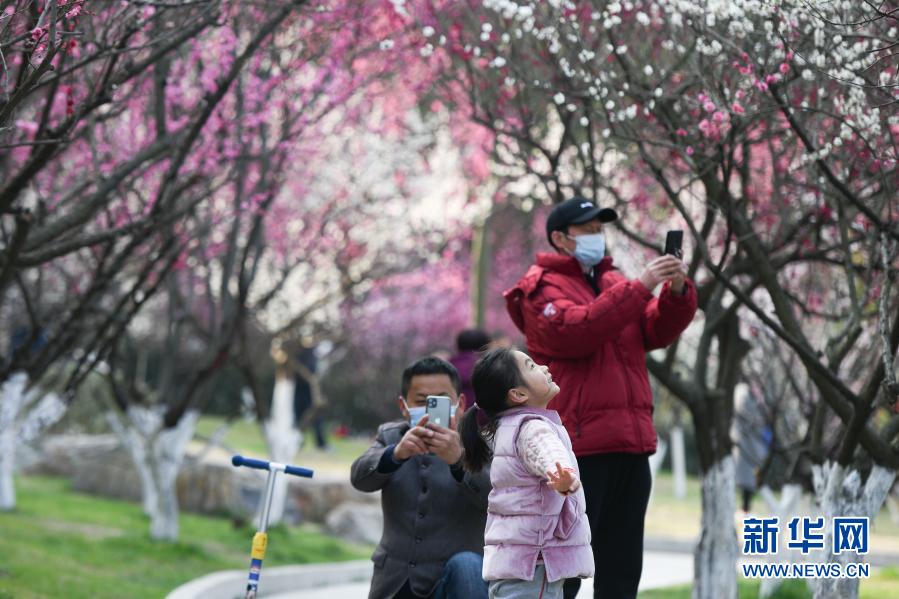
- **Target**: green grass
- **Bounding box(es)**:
[862,566,899,598]
[641,579,808,599]
[645,470,704,539]
[0,475,371,599]
[641,571,899,598]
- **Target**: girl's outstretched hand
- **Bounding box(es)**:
[546,461,580,495]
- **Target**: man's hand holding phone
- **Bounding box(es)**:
[664,230,687,294]
[394,414,433,461]
[639,256,683,292]
[640,230,688,293]
[424,412,463,465]
[668,260,688,294]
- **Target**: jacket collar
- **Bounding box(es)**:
[535,252,615,277]
[501,405,562,425]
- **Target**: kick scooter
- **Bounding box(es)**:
[231,454,314,599]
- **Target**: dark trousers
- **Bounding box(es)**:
[562,453,652,599]
[392,552,487,599]
[740,487,754,512]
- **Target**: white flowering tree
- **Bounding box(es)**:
[390,2,899,598]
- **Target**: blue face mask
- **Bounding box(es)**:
[404,401,426,427]
[569,232,605,266]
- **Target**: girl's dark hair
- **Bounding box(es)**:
[460,348,525,472]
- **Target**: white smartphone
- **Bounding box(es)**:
[425,395,451,428]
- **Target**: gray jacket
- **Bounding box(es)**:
[350,421,491,599]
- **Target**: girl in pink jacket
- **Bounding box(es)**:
[460,348,594,599]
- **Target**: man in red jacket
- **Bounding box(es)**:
[504,197,697,599]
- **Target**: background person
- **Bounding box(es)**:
[449,328,491,410]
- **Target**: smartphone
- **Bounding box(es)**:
[425,395,451,428]
[664,230,684,259]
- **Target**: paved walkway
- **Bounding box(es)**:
[266,550,694,599]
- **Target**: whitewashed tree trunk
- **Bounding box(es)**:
[106,406,199,541]
[887,487,899,526]
[693,455,738,599]
[810,463,896,599]
[648,438,668,503]
[261,375,302,526]
[0,373,67,511]
[107,408,156,515]
[0,422,16,511]
[671,425,688,500]
[758,484,804,599]
[0,375,26,511]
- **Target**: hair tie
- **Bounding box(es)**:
[473,403,489,427]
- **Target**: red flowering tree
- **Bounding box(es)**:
[0,0,485,537]
[0,0,287,517]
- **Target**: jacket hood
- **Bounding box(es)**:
[503,254,616,332]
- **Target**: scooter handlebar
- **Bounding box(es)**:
[231,455,314,478]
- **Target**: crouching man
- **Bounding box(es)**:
[351,357,490,599]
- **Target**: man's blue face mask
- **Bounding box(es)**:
[404,401,427,427]
[568,232,605,266]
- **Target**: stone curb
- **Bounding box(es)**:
[166,560,373,599]
[167,540,899,598]
[645,536,696,554]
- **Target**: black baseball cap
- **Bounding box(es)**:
[546,196,618,245]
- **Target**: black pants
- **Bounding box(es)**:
[562,453,652,599]
[741,487,754,512]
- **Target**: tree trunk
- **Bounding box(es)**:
[887,487,899,525]
[671,424,688,500]
[1,387,66,511]
[0,422,16,511]
[261,374,301,526]
[107,405,199,541]
[693,455,738,599]
[0,375,27,510]
[17,392,65,445]
[107,408,157,515]
[0,377,66,510]
[648,437,668,503]
[810,463,896,599]
[470,211,492,329]
[758,484,804,599]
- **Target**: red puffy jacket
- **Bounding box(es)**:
[504,253,697,457]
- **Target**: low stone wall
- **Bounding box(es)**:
[25,435,380,532]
